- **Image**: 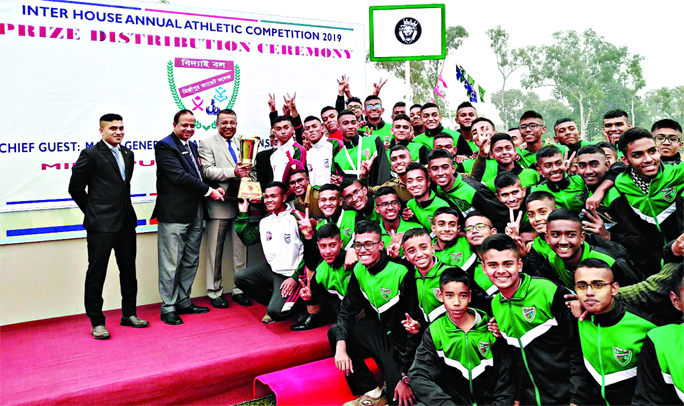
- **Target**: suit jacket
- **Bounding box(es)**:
[151,133,211,223]
[251,148,276,191]
[68,140,137,232]
[198,133,240,219]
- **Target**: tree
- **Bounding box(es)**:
[491,89,573,138]
[622,54,646,125]
[370,26,469,111]
[486,26,530,129]
[521,29,642,137]
[644,86,684,125]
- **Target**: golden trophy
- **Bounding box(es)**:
[236,133,263,199]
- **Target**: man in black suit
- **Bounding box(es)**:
[69,113,149,340]
[152,109,225,325]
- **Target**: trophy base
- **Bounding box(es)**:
[238,178,262,199]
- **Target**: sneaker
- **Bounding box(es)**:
[342,393,387,406]
[261,314,275,324]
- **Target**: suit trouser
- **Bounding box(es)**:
[327,318,402,405]
[234,262,304,321]
[85,224,138,326]
[157,206,203,314]
[205,217,247,298]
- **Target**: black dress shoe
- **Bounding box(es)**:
[176,304,210,315]
[121,315,150,328]
[210,296,229,309]
[161,312,183,325]
[232,293,252,306]
[291,314,330,331]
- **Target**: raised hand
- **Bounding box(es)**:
[284,92,298,117]
[401,207,414,221]
[401,313,421,334]
[505,208,523,238]
[564,293,589,321]
[373,77,388,96]
[267,93,276,112]
[299,274,312,301]
[294,208,314,240]
[581,208,611,240]
[360,151,377,179]
[564,150,577,172]
[337,74,349,96]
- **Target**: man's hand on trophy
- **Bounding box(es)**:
[234,163,252,177]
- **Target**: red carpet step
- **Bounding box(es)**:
[0,296,331,406]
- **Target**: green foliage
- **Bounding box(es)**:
[370,26,468,112]
[491,89,572,138]
[485,26,531,129]
[644,86,684,125]
[521,29,645,139]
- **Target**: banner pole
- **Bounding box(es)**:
[405,60,411,104]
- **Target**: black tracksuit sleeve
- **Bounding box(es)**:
[491,339,516,405]
[605,161,627,182]
[369,136,392,187]
[418,145,428,165]
[456,135,474,156]
[662,239,680,264]
[552,286,591,406]
[335,95,346,112]
[632,336,679,405]
[269,110,277,127]
[408,329,457,406]
[330,273,365,343]
[612,257,645,286]
[302,235,322,271]
[397,273,426,373]
[470,154,488,182]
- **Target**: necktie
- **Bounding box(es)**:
[226,139,238,163]
[184,142,202,178]
[111,146,126,181]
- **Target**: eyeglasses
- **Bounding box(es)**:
[348,105,363,110]
[353,241,381,251]
[654,136,681,144]
[365,103,382,110]
[289,178,307,186]
[377,200,400,209]
[575,281,615,291]
[519,123,543,131]
[464,223,492,233]
[343,188,364,202]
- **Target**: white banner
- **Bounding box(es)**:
[370,4,444,61]
[0,0,365,242]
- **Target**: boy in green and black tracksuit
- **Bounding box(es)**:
[610,162,684,254]
[301,226,352,317]
[530,175,588,214]
[579,299,658,405]
[482,234,589,406]
[316,206,357,250]
[632,261,684,405]
[492,273,589,405]
[632,323,684,405]
[406,189,452,232]
[329,221,424,405]
[408,268,514,406]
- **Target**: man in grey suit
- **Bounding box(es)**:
[199,109,252,308]
[152,109,225,325]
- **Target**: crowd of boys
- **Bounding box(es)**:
[71,75,683,405]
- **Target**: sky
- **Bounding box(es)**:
[149,0,684,127]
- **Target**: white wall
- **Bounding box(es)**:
[0,231,264,326]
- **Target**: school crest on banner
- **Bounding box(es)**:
[167,57,241,131]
